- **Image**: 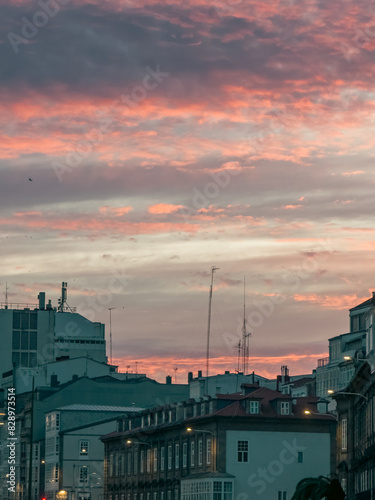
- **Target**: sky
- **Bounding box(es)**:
[1,0,375,383]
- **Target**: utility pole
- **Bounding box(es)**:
[108,308,115,365]
[206,266,219,380]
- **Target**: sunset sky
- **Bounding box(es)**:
[1,0,375,382]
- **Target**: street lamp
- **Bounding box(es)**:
[126,439,152,447]
[186,427,214,436]
[303,410,338,421]
[186,427,216,470]
[327,390,368,402]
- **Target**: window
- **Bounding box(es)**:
[183,443,187,468]
[175,443,179,469]
[213,481,222,500]
[121,452,125,476]
[198,439,203,466]
[147,449,151,473]
[278,492,287,500]
[160,447,165,471]
[109,454,114,477]
[342,418,348,451]
[115,452,119,477]
[79,466,88,484]
[224,482,232,500]
[55,437,59,454]
[191,442,195,467]
[80,441,89,456]
[127,451,132,476]
[140,450,144,474]
[154,447,158,472]
[168,445,172,470]
[249,401,259,414]
[206,438,211,465]
[134,450,138,474]
[237,441,248,462]
[280,402,290,415]
[297,452,303,463]
[55,413,60,429]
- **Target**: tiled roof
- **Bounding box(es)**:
[349,296,375,311]
[213,401,247,417]
[57,404,144,412]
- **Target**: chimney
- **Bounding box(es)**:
[372,291,375,298]
[38,292,45,310]
[166,375,172,385]
[50,375,58,387]
[72,374,79,381]
[188,372,193,383]
[198,370,203,378]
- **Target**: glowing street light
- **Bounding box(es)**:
[327,390,368,402]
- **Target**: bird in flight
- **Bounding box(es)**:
[28,178,33,181]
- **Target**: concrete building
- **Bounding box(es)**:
[0,284,107,381]
[333,360,375,499]
[315,294,375,398]
[102,385,336,500]
[0,376,189,500]
[44,405,143,500]
[188,370,270,400]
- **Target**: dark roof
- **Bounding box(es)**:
[213,401,247,417]
[349,295,375,311]
[289,377,314,388]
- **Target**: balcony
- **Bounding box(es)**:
[317,357,329,368]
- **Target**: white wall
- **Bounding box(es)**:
[225,430,331,500]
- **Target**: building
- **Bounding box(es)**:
[188,370,270,400]
[315,294,375,398]
[44,405,143,500]
[333,360,375,499]
[0,375,189,500]
[102,385,336,500]
[0,284,107,381]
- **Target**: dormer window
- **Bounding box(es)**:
[169,410,173,422]
[141,416,145,428]
[280,402,290,415]
[249,401,259,414]
[147,414,151,426]
[162,412,166,423]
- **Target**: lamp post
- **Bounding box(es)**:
[303,410,338,421]
[327,390,368,402]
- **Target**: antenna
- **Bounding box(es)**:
[242,276,251,374]
[206,266,219,380]
[108,307,115,365]
[174,367,178,384]
[5,282,8,309]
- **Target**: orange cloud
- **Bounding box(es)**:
[99,206,133,216]
[148,204,184,214]
[293,294,368,310]
[281,204,303,210]
[112,353,329,384]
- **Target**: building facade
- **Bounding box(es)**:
[315,294,375,398]
[334,361,375,499]
[102,385,336,500]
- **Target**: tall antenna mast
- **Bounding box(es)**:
[108,307,115,365]
[5,282,9,309]
[206,266,219,380]
[242,276,251,374]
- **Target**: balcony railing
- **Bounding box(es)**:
[317,357,330,368]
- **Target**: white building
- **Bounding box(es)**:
[44,405,143,500]
[315,294,375,398]
[0,285,107,386]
